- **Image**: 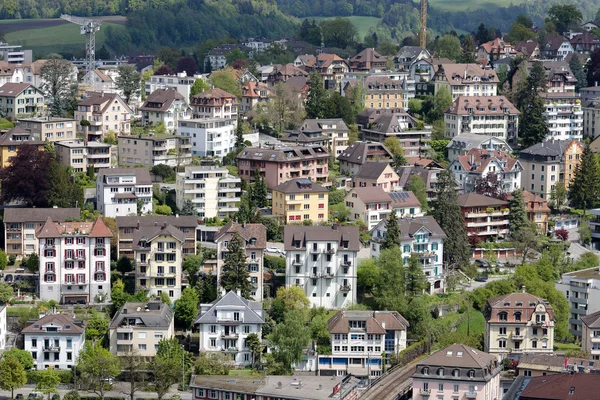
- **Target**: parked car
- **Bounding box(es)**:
[28,392,43,400]
[475,276,488,282]
[15,394,23,400]
[475,259,491,268]
[4,274,13,283]
[266,247,282,254]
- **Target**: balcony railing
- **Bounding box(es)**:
[340,285,351,292]
[292,259,303,266]
[420,388,431,396]
[511,334,524,340]
[340,259,352,267]
[220,333,239,339]
[465,392,477,399]
[43,346,60,352]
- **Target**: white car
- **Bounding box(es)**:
[266,247,282,254]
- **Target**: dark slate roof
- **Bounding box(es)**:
[214,221,267,249]
[132,223,186,250]
[417,343,497,370]
[354,162,392,180]
[109,300,174,329]
[283,225,361,251]
[272,178,328,194]
[4,207,80,223]
[519,139,582,161]
[279,130,328,144]
[97,168,152,185]
[337,141,393,165]
[581,310,600,329]
[139,88,186,112]
[195,290,265,325]
[395,46,428,60]
[370,215,446,240]
[116,215,198,229]
[457,193,508,208]
[237,145,330,162]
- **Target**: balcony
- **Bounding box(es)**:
[465,392,478,399]
[322,271,334,279]
[412,251,436,259]
[340,259,352,267]
[340,285,351,292]
[420,388,431,396]
[511,334,524,340]
[310,248,322,254]
[95,242,106,248]
[292,259,303,266]
[325,248,336,254]
[590,335,600,343]
[224,347,238,353]
[309,273,319,279]
[511,348,523,354]
[116,326,134,333]
[43,346,60,352]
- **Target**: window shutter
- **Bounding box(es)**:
[83,249,86,258]
[64,249,67,258]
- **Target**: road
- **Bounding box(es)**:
[0,383,191,400]
[359,363,416,400]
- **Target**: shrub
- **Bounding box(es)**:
[63,390,80,400]
[8,254,15,266]
[27,369,73,384]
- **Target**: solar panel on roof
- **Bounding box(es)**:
[390,192,409,198]
[297,179,312,185]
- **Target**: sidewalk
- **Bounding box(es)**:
[3,383,191,400]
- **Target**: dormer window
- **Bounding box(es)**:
[422,367,429,375]
[468,370,475,378]
[514,312,522,321]
[498,312,508,321]
[453,369,460,377]
[437,368,444,376]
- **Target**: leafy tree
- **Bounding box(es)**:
[35,368,60,400]
[348,124,359,144]
[110,279,129,312]
[508,190,529,233]
[210,68,241,97]
[547,5,583,33]
[155,205,172,215]
[246,333,263,368]
[374,247,407,312]
[174,287,199,330]
[182,254,203,288]
[268,309,311,373]
[568,144,600,213]
[225,48,247,65]
[320,18,357,48]
[151,164,176,182]
[190,78,210,101]
[115,64,141,104]
[194,352,231,375]
[263,82,305,135]
[0,145,52,207]
[78,343,121,400]
[220,233,251,298]
[47,160,84,208]
[0,355,26,399]
[569,55,586,92]
[2,348,34,370]
[382,210,401,250]
[116,256,133,276]
[152,354,179,400]
[25,253,39,274]
[347,82,366,120]
[405,255,428,296]
[357,258,380,296]
[580,221,593,246]
[179,199,196,216]
[473,172,504,199]
[408,174,429,213]
[63,391,80,400]
[40,55,76,117]
[506,17,535,43]
[435,34,462,61]
[305,72,327,119]
[587,48,600,87]
[85,310,109,342]
[518,62,549,147]
[0,282,12,304]
[0,250,7,270]
[175,57,199,75]
[154,65,175,76]
[119,350,147,400]
[323,91,355,126]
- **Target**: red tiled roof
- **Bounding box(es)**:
[456,148,518,174]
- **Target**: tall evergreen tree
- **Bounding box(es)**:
[235,114,244,149]
[569,55,586,92]
[382,210,401,249]
[518,62,549,147]
[431,171,471,269]
[220,233,252,298]
[459,35,476,63]
[568,144,600,213]
[252,172,268,208]
[508,189,529,233]
[305,72,327,119]
[405,255,428,296]
[47,160,84,208]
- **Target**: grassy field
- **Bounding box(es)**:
[456,310,486,336]
[554,342,581,351]
[425,0,525,12]
[303,16,381,39]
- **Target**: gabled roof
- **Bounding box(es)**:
[22,314,86,335]
[36,217,63,238]
[116,215,198,229]
[139,88,186,112]
[337,141,393,165]
[445,95,519,116]
[132,223,186,249]
[505,190,551,213]
[36,217,113,238]
[417,343,497,369]
[91,69,113,83]
[314,53,347,69]
[435,63,499,85]
[486,292,554,321]
[520,139,582,159]
[370,215,446,240]
[457,193,508,208]
[195,290,265,325]
[97,167,152,185]
[519,372,598,399]
[514,40,539,57]
[241,81,272,98]
[349,48,387,69]
[301,118,348,132]
[446,133,512,152]
[0,82,38,97]
[327,310,408,334]
[394,46,430,60]
[581,310,600,328]
[283,225,361,251]
[0,127,45,146]
[454,148,520,174]
[347,186,391,204]
[354,162,394,180]
[109,300,174,329]
[545,35,571,52]
[192,87,237,101]
[272,178,328,194]
[214,221,267,249]
[4,207,80,223]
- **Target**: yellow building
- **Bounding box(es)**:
[272,178,328,224]
[0,126,45,167]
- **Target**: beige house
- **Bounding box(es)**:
[0,82,44,119]
[117,134,192,168]
[345,187,423,229]
[139,88,190,129]
[16,117,77,142]
[190,88,238,119]
[433,64,499,99]
[240,81,271,113]
[581,311,600,360]
[74,92,132,142]
[301,118,349,157]
[352,162,399,192]
[55,140,113,173]
[109,300,174,357]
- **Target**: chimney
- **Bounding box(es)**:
[236,289,241,297]
[332,223,338,230]
[136,221,140,231]
[154,221,158,226]
[522,286,526,293]
[163,222,167,229]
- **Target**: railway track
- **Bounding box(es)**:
[360,362,416,400]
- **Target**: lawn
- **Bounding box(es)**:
[424,0,526,12]
[455,310,486,336]
[554,342,581,351]
[303,16,381,39]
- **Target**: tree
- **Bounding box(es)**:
[569,144,600,213]
[63,391,80,400]
[506,18,535,43]
[374,247,407,312]
[274,286,310,316]
[116,256,133,276]
[305,72,327,119]
[2,348,34,370]
[460,35,476,63]
[265,82,305,135]
[518,62,549,147]
[152,355,179,400]
[549,180,567,211]
[268,309,311,373]
[40,55,76,117]
[174,287,199,330]
[508,190,529,234]
[347,82,366,121]
[407,174,429,213]
[120,351,147,400]
[25,253,39,274]
[252,174,268,208]
[155,205,172,215]
[190,78,210,102]
[220,233,252,298]
[435,35,462,62]
[210,67,241,97]
[323,91,355,126]
[85,310,109,342]
[512,224,538,265]
[47,160,84,208]
[154,65,175,76]
[547,5,583,33]
[110,279,129,313]
[36,368,60,400]
[0,355,26,399]
[569,55,586,92]
[348,124,359,144]
[405,255,428,295]
[182,254,203,288]
[0,145,52,207]
[0,282,12,304]
[382,210,401,250]
[473,172,504,199]
[246,333,262,368]
[175,57,199,75]
[115,64,141,104]
[0,250,7,270]
[320,18,357,49]
[194,352,231,375]
[78,343,121,400]
[357,258,380,296]
[587,48,600,87]
[225,48,247,65]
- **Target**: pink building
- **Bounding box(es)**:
[236,145,330,189]
[413,343,501,400]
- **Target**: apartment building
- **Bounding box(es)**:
[543,36,574,61]
[457,193,510,241]
[519,139,584,200]
[280,129,330,149]
[190,88,238,119]
[349,48,388,72]
[505,190,551,234]
[590,208,600,240]
[0,42,32,64]
[446,133,512,163]
[443,96,520,144]
[300,118,349,157]
[109,300,175,357]
[0,83,44,119]
[115,216,197,260]
[214,222,267,301]
[318,310,408,378]
[240,81,271,113]
[449,148,522,193]
[397,164,444,201]
[96,168,153,218]
[23,314,86,370]
[583,98,600,139]
[139,88,190,129]
[16,117,77,142]
[362,76,403,109]
[272,179,328,224]
[284,225,360,309]
[117,134,192,168]
[337,141,393,176]
[195,290,265,366]
[413,344,501,400]
[38,217,112,305]
[352,162,400,192]
[581,311,600,360]
[543,98,583,141]
[484,292,555,355]
[176,166,241,220]
[305,53,350,90]
[145,72,199,100]
[0,127,45,167]
[4,207,80,257]
[74,92,132,142]
[55,140,113,173]
[177,118,236,158]
[370,216,446,292]
[555,267,600,337]
[433,64,499,100]
[82,68,116,92]
[237,145,330,188]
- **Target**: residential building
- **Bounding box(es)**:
[204,44,240,70]
[144,72,199,100]
[74,92,132,142]
[397,164,444,200]
[175,166,240,220]
[240,81,271,113]
[117,134,192,168]
[177,118,236,158]
[443,96,520,144]
[580,86,600,104]
[412,344,501,400]
[4,208,80,257]
[352,162,399,192]
[543,98,583,141]
[190,88,238,120]
[16,117,77,142]
[449,148,522,193]
[237,145,330,188]
[582,20,600,32]
[457,193,510,241]
[280,129,330,148]
[515,353,600,377]
[393,46,431,72]
[543,35,574,60]
[23,314,86,370]
[349,48,388,72]
[115,215,197,260]
[583,98,600,139]
[362,76,403,109]
[433,64,499,100]
[370,216,446,292]
[82,69,116,92]
[306,53,350,90]
[38,217,112,305]
[318,310,408,377]
[514,40,541,60]
[446,133,513,163]
[0,306,5,350]
[337,141,393,176]
[543,61,577,94]
[284,225,360,309]
[266,63,308,87]
[139,88,190,129]
[344,187,423,230]
[300,118,349,157]
[109,299,175,357]
[96,168,153,218]
[214,222,267,301]
[0,126,45,167]
[484,292,555,355]
[55,140,113,173]
[272,179,328,224]
[505,190,551,234]
[477,38,517,61]
[582,310,600,360]
[513,373,597,400]
[0,82,44,119]
[590,208,600,240]
[0,42,32,64]
[195,290,265,366]
[519,139,584,199]
[555,267,600,337]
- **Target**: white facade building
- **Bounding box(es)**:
[544,100,583,141]
[556,266,600,337]
[96,168,153,218]
[144,73,201,100]
[177,118,236,158]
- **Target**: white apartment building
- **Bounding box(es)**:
[175,166,241,220]
[446,134,512,164]
[543,99,583,141]
[23,314,86,370]
[16,117,77,142]
[177,118,236,158]
[0,42,32,64]
[55,140,113,173]
[96,168,153,218]
[590,208,600,240]
[369,216,446,293]
[433,63,499,100]
[195,290,265,366]
[139,88,190,129]
[117,134,192,168]
[556,267,600,337]
[145,73,201,100]
[284,225,360,309]
[190,88,238,120]
[38,218,112,305]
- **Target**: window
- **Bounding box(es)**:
[468,370,475,378]
[499,327,507,335]
[67,352,72,361]
[498,312,508,321]
[32,339,37,348]
[138,344,147,350]
[453,384,459,393]
[138,332,147,339]
[210,325,217,333]
[438,384,444,392]
[244,326,250,334]
[210,339,216,347]
[155,332,163,339]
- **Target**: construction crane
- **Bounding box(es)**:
[419,0,427,48]
[60,14,102,74]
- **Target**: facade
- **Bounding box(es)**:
[349,48,388,72]
[591,208,600,240]
[306,53,350,90]
[300,118,349,157]
[176,166,241,220]
[177,118,236,158]
[38,217,112,305]
[543,35,574,60]
[0,127,45,168]
[23,314,86,370]
[318,310,408,377]
[505,190,551,234]
[0,306,5,350]
[543,98,583,141]
[272,179,328,224]
[96,168,153,218]
[190,88,238,120]
[74,92,132,142]
[0,82,44,119]
[204,45,239,70]
[555,267,600,337]
[240,81,271,113]
[519,139,584,200]
[144,73,198,100]
[117,134,192,168]
[515,353,600,377]
[4,208,80,257]
[477,38,517,61]
[55,140,113,173]
[446,134,512,164]
[413,344,501,400]
[583,98,600,139]
[397,164,444,200]
[457,193,510,241]
[109,300,175,357]
[284,225,360,309]
[449,148,522,193]
[214,222,267,301]
[195,290,265,366]
[237,145,330,188]
[581,310,600,360]
[83,69,115,91]
[337,141,393,176]
[363,76,403,109]
[352,162,399,192]
[0,42,32,64]
[16,117,77,142]
[484,292,555,355]
[139,88,190,129]
[443,96,520,144]
[433,64,499,100]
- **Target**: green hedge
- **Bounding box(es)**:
[27,369,73,384]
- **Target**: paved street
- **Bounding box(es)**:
[0,383,191,400]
